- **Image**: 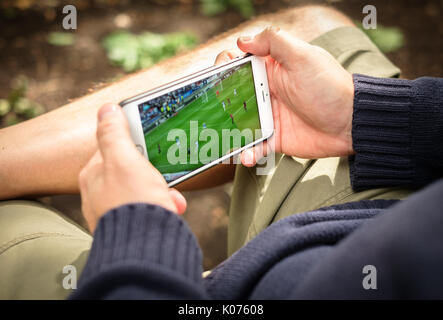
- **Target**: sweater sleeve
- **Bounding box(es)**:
[350,74,443,191]
[69,203,206,300]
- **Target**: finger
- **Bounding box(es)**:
[241,148,256,167]
[214,48,244,65]
[169,188,187,215]
[237,26,309,66]
[96,103,138,163]
[241,140,266,167]
[241,132,277,168]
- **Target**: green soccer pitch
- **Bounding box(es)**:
[144,62,261,176]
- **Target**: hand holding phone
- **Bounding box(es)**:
[121,53,273,186]
[79,104,186,232]
[235,27,355,164]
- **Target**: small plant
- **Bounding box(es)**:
[102,31,197,72]
[47,32,75,46]
[200,0,255,18]
[357,22,405,53]
[0,76,45,128]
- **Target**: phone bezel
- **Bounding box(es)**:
[120,54,274,187]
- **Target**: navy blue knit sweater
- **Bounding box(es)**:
[71,75,443,299]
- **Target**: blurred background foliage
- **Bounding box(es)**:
[0,76,45,126]
[0,0,260,127]
[200,0,254,17]
[1,0,255,18]
[47,31,75,46]
[0,0,420,128]
[102,31,197,71]
[356,22,405,53]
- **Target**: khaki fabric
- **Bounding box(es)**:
[311,26,401,78]
[0,201,91,299]
[228,26,409,256]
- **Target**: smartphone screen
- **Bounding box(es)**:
[137,61,262,183]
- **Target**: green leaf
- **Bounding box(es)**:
[13,97,33,115]
[8,76,28,106]
[24,102,45,119]
[138,32,168,62]
[163,33,197,56]
[358,23,405,53]
[5,113,20,126]
[0,99,11,116]
[139,55,155,69]
[1,76,46,127]
[103,31,140,72]
[200,0,228,16]
[199,0,254,18]
[230,0,255,18]
[102,31,197,73]
[47,32,75,46]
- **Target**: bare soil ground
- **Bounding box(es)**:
[1,0,442,269]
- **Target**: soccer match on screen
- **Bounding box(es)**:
[138,62,261,182]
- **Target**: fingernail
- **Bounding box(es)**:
[239,36,252,43]
[98,104,118,121]
[244,149,254,165]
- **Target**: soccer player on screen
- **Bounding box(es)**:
[243,100,247,111]
[230,113,234,124]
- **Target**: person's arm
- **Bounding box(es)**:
[292,179,443,299]
[350,75,443,190]
[231,28,443,190]
[70,203,207,299]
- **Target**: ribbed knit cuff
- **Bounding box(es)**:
[350,74,414,190]
[79,203,203,285]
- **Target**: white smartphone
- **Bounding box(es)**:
[120,54,274,187]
